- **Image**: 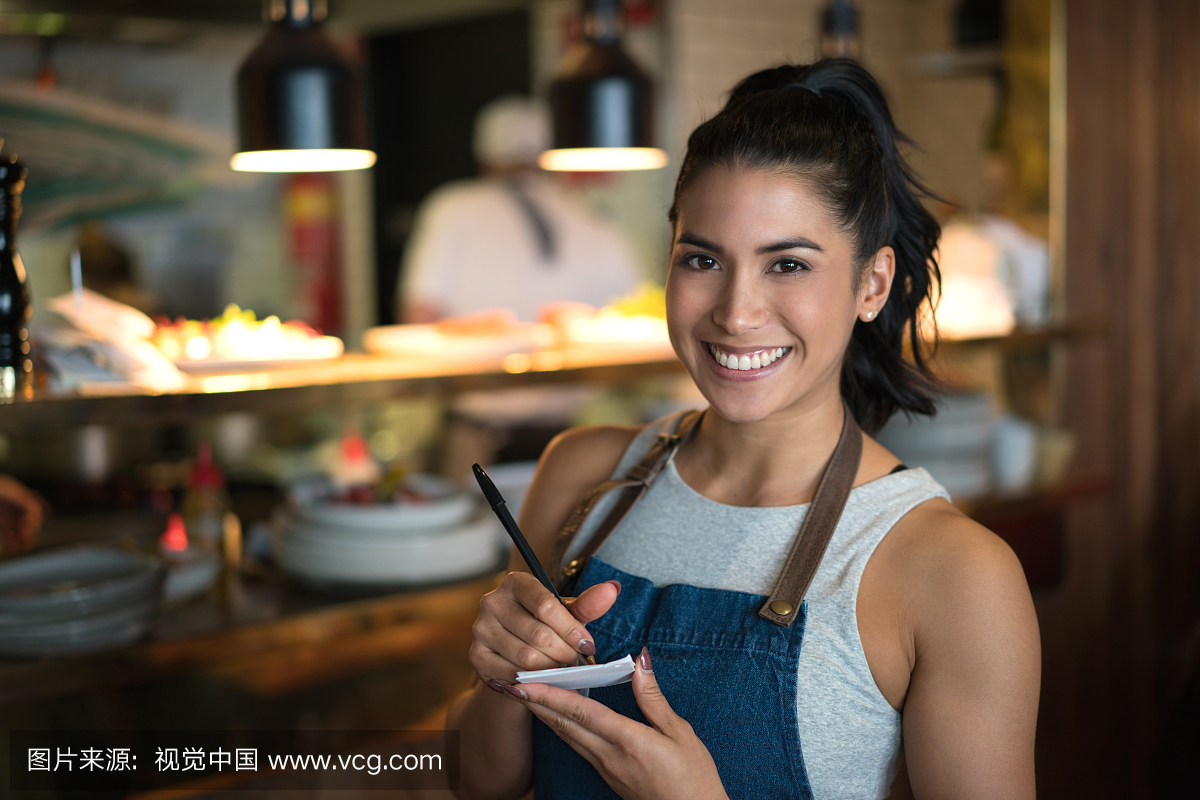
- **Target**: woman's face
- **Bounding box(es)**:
[665,165,893,424]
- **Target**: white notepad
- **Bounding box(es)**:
[516,655,636,690]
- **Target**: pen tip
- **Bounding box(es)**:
[586,655,596,665]
[471,464,505,507]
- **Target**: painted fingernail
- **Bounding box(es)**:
[638,646,653,673]
[577,638,597,657]
[486,679,510,695]
[607,579,622,592]
[504,684,528,700]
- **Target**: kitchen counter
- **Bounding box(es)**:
[0,341,683,434]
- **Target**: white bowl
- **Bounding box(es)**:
[0,548,164,623]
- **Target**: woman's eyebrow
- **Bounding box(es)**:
[757,237,824,254]
[675,233,824,254]
[676,232,723,252]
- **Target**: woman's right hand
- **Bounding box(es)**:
[470,573,622,692]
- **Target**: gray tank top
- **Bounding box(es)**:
[589,413,951,800]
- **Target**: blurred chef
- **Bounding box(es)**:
[400,96,641,323]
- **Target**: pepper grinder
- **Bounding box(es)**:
[0,151,30,401]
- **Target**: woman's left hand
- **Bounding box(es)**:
[507,647,728,800]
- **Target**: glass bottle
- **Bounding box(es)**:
[0,154,30,402]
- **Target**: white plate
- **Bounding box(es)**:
[875,415,994,459]
[363,323,553,360]
[0,548,164,623]
[277,517,500,585]
[0,597,159,657]
[291,492,475,532]
[172,336,344,373]
[279,516,499,563]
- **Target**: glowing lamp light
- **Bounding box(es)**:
[539,146,667,172]
[231,149,376,173]
[233,0,374,173]
[544,0,664,172]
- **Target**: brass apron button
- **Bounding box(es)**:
[769,600,793,616]
[564,559,581,576]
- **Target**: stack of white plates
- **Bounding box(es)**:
[276,480,501,589]
[0,548,164,657]
[875,392,996,499]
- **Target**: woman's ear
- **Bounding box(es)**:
[858,246,895,322]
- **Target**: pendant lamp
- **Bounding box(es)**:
[820,0,860,59]
[232,0,375,172]
[539,0,666,172]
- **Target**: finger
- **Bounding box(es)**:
[469,641,528,683]
[479,619,570,674]
[509,574,597,658]
[513,683,622,756]
[519,682,645,748]
[17,500,43,550]
[563,579,622,625]
[632,646,682,737]
[495,600,581,666]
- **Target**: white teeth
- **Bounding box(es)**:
[710,344,789,371]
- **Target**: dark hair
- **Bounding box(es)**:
[668,58,941,434]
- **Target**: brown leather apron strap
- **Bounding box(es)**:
[548,409,706,593]
[758,406,863,626]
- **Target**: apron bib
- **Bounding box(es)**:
[533,406,864,800]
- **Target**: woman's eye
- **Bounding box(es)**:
[770,258,809,274]
[684,254,719,270]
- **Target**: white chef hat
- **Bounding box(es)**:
[472,96,552,168]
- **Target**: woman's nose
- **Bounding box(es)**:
[711,274,768,335]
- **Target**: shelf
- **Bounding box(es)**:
[937,317,1108,352]
[0,342,684,434]
[0,568,501,705]
[954,473,1110,520]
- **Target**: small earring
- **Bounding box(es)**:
[865,311,875,320]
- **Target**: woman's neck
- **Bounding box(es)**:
[676,390,847,508]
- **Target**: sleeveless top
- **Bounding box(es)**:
[575,413,951,800]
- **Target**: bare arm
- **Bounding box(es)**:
[899,507,1041,799]
[447,425,640,800]
[0,475,44,557]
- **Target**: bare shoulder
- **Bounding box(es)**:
[513,424,643,567]
[886,498,1033,619]
[881,496,1040,702]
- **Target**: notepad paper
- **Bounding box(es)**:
[516,655,636,690]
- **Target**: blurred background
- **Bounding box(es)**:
[0,0,1194,797]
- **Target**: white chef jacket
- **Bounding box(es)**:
[400,175,641,322]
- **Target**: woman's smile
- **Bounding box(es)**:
[703,342,792,378]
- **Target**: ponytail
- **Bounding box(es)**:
[669,58,942,433]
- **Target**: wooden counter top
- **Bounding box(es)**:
[0,341,684,433]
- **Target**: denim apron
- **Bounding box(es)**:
[534,406,864,800]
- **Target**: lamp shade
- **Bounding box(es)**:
[233,0,374,172]
[540,0,665,172]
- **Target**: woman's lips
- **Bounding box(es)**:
[704,342,790,374]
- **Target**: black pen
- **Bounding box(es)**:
[472,463,596,665]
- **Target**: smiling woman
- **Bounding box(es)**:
[447,59,1039,800]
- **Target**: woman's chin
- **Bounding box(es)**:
[693,386,783,424]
